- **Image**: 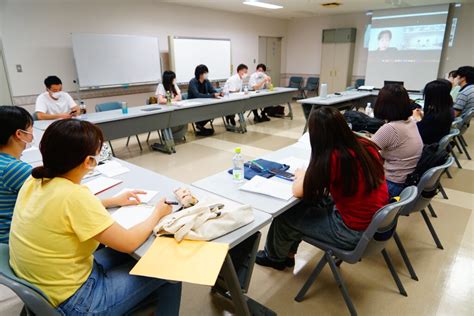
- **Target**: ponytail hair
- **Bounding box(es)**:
[32,119,103,179]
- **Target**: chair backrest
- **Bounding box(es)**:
[95,101,122,112]
[181,92,188,100]
[305,77,319,90]
[459,108,474,134]
[0,244,60,315]
[401,157,454,216]
[438,128,459,152]
[355,79,365,88]
[288,76,303,89]
[350,186,418,260]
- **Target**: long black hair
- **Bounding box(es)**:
[423,80,453,119]
[303,107,385,201]
[0,106,33,145]
[162,71,178,96]
[32,119,103,179]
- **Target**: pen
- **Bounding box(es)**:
[165,201,179,205]
[251,160,267,172]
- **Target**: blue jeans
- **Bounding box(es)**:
[387,180,405,198]
[264,198,363,262]
[57,248,181,316]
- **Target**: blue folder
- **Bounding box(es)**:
[227,159,290,180]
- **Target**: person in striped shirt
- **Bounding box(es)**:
[0,106,34,243]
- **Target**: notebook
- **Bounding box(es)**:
[239,175,293,200]
[83,176,122,195]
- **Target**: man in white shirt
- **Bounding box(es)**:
[249,64,272,122]
[224,64,248,126]
[35,76,79,120]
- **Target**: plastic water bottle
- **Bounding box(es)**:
[243,84,249,95]
[365,102,373,118]
[224,86,230,98]
[166,91,172,105]
[79,101,87,119]
[232,147,244,183]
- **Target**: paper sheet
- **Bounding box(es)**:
[175,100,202,107]
[111,205,154,229]
[130,237,229,286]
[83,176,122,195]
[96,160,130,177]
[239,175,293,200]
[278,156,309,173]
[114,188,158,204]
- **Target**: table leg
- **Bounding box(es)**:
[151,128,175,154]
[238,112,247,133]
[286,102,294,120]
[303,104,316,134]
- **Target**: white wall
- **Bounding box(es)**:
[0,0,288,97]
[286,12,370,77]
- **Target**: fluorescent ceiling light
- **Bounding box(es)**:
[243,1,283,10]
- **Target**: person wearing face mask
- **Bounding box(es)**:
[0,106,34,243]
[9,119,181,315]
[35,75,79,120]
[249,63,272,123]
[448,70,461,101]
[453,66,474,117]
[187,64,223,136]
[156,71,187,140]
[223,63,248,126]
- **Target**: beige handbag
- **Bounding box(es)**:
[153,198,254,242]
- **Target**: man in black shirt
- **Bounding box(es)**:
[188,64,223,136]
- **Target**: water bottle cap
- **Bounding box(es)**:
[235,147,241,154]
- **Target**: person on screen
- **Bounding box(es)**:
[187,64,223,136]
[417,80,454,145]
[35,76,79,120]
[255,107,388,270]
[372,84,423,197]
[448,70,461,101]
[223,63,248,126]
[249,63,272,123]
[453,66,474,117]
[377,30,397,52]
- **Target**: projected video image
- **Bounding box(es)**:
[369,25,445,51]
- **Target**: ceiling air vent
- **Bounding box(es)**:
[321,2,342,8]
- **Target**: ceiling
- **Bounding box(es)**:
[156,0,471,19]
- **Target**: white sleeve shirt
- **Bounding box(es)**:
[155,83,181,97]
[225,74,243,92]
[249,72,267,90]
[35,92,76,114]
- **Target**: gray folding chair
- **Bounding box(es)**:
[454,108,474,160]
[295,187,418,316]
[393,157,454,282]
[95,101,143,155]
[0,243,60,316]
[437,129,460,198]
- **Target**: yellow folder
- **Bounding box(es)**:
[130,237,229,286]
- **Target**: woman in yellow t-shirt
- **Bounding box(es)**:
[9,119,181,315]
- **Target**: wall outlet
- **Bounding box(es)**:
[16,64,22,72]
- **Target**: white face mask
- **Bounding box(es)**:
[203,73,209,80]
[19,129,34,150]
[51,91,62,99]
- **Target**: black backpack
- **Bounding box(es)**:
[404,143,449,189]
[343,110,384,134]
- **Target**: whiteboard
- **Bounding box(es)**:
[72,33,162,89]
[169,36,231,83]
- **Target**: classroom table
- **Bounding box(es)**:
[168,87,298,134]
[96,159,274,316]
[192,143,311,216]
[33,105,177,154]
